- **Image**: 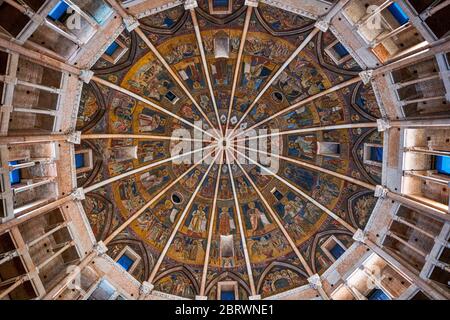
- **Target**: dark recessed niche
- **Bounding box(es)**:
[172,193,182,204]
[272,92,284,103]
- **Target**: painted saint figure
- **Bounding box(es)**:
[139,113,162,132]
[188,205,207,235]
[248,202,270,232]
[218,208,236,235]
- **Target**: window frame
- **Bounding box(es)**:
[363,143,383,167]
[217,281,239,300]
[114,245,141,274]
[324,39,352,66]
[74,149,93,174]
[321,235,347,262]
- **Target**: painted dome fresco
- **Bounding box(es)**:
[77,0,383,299]
[2,0,449,302]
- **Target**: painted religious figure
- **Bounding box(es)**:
[246,202,271,234]
[139,113,164,132]
[187,205,208,236]
[218,207,236,235]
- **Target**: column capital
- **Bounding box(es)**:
[314,19,329,32]
[2,75,17,85]
[72,188,85,201]
[67,131,81,144]
[184,0,198,10]
[195,295,208,300]
[249,294,262,300]
[79,70,94,84]
[140,281,154,296]
[374,185,389,198]
[445,92,450,102]
[377,118,391,132]
[1,104,13,113]
[307,274,323,289]
[359,70,373,85]
[245,0,259,7]
[419,8,433,20]
[94,241,108,255]
[30,12,45,25]
[123,15,140,32]
[353,229,367,243]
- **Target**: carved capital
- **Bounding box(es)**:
[308,274,322,289]
[445,92,450,102]
[94,241,108,255]
[123,15,140,32]
[140,281,154,296]
[30,12,45,24]
[67,131,81,144]
[245,0,259,7]
[359,70,373,85]
[1,104,13,113]
[374,185,389,198]
[377,118,391,132]
[72,188,85,201]
[419,8,432,20]
[314,19,329,32]
[79,70,94,84]
[352,229,367,243]
[184,0,198,10]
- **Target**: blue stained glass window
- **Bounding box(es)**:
[330,243,345,260]
[221,290,235,300]
[75,153,85,169]
[48,1,70,21]
[334,43,349,58]
[367,289,390,300]
[436,156,450,175]
[9,161,21,185]
[388,3,409,26]
[105,41,119,56]
[370,147,383,162]
[117,254,134,271]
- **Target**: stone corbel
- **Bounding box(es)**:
[377,118,391,132]
[314,19,329,32]
[2,75,17,85]
[140,281,154,296]
[445,92,450,102]
[352,229,367,243]
[374,185,389,199]
[419,7,433,20]
[0,104,13,113]
[359,70,373,85]
[79,70,94,84]
[94,241,108,256]
[67,131,81,144]
[123,15,140,32]
[307,274,323,289]
[30,12,45,25]
[245,0,259,7]
[184,0,198,10]
[72,187,85,201]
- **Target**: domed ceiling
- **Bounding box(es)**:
[77,0,383,299]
